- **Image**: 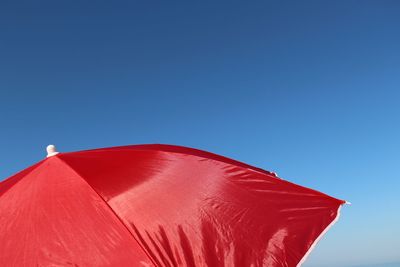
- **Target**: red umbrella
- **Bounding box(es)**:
[0,144,345,267]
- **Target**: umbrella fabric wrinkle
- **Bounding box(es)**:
[177,225,196,267]
[129,222,163,267]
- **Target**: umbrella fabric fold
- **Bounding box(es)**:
[0,144,345,267]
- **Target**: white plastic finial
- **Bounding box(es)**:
[46,144,59,157]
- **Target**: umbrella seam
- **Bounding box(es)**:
[55,156,159,267]
[0,159,45,199]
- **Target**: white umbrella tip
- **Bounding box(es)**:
[46,144,59,157]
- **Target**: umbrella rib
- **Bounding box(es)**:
[55,156,159,267]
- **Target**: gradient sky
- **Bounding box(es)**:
[1,1,399,266]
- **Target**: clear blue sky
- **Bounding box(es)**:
[1,1,399,266]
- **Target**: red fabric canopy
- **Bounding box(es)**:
[0,144,345,266]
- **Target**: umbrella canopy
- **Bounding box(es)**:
[0,144,345,267]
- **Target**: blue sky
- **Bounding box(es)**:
[1,1,399,266]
